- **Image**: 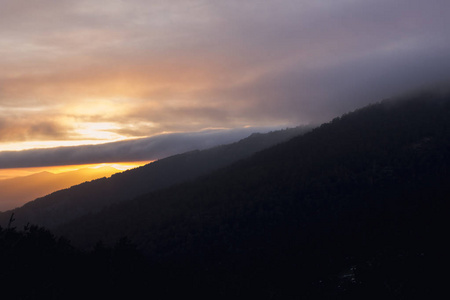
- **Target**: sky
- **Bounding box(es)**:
[1,0,450,170]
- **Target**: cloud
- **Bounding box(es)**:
[0,119,68,142]
[1,0,450,150]
[0,127,283,168]
[0,106,74,142]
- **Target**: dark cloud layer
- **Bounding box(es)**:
[0,127,282,169]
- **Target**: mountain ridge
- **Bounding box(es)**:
[54,90,450,298]
[0,126,311,228]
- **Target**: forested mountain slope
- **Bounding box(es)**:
[0,126,309,229]
[58,90,450,298]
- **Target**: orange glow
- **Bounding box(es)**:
[0,161,152,181]
[0,161,153,211]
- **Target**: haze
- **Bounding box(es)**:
[0,165,123,211]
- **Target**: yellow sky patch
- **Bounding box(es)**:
[0,161,152,181]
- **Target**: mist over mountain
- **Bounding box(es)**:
[2,0,450,298]
[55,89,450,298]
[0,127,287,169]
[0,126,310,229]
[1,89,449,299]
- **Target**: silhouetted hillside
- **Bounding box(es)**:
[0,218,148,299]
[0,126,310,228]
[57,90,450,298]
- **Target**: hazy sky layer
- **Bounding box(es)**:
[1,0,450,165]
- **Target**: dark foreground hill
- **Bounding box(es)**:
[57,90,450,299]
[0,126,309,229]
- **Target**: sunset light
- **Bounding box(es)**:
[0,1,448,297]
[0,161,151,181]
[1,0,449,188]
[74,122,124,141]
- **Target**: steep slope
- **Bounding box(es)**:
[0,167,119,212]
[0,126,310,228]
[58,90,450,298]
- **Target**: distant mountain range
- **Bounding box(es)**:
[0,167,119,212]
[0,126,311,228]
